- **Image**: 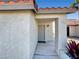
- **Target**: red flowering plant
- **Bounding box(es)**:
[66,40,79,59]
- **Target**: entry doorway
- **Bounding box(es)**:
[38,25,45,43]
[38,21,54,43]
[34,19,59,59]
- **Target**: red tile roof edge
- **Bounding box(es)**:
[0,1,76,12]
[37,7,76,13]
[38,7,75,10]
[0,0,34,5]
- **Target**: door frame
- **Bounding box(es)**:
[38,25,46,43]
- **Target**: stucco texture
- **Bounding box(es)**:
[0,10,37,59]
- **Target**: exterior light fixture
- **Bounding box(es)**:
[47,25,49,27]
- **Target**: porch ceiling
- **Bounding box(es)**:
[35,13,65,20]
[37,18,56,22]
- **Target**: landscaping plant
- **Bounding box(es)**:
[66,40,79,59]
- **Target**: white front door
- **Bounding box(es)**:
[38,25,45,42]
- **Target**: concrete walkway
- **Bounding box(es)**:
[33,40,60,59]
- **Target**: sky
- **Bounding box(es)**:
[36,0,75,8]
[67,12,78,19]
[36,0,78,19]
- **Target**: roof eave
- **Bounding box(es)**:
[0,3,35,11]
[37,8,76,14]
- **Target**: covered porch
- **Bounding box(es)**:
[34,13,67,59]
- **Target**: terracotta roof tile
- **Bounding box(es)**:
[0,0,35,10]
[37,7,76,14]
[0,0,34,4]
[38,7,75,11]
[0,1,5,5]
[0,0,76,13]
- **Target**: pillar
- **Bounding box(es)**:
[55,16,67,54]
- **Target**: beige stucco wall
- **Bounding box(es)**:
[0,10,68,59]
[45,22,53,41]
[0,10,38,59]
[70,26,76,37]
[69,26,79,37]
[29,12,38,59]
[66,20,79,37]
[76,26,79,37]
[0,11,31,59]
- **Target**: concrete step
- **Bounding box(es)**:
[35,50,57,56]
[33,55,59,59]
